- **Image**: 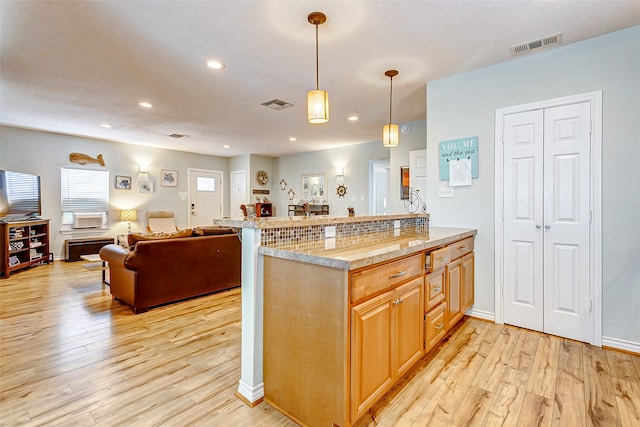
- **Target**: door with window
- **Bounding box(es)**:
[188,169,223,227]
[502,101,592,343]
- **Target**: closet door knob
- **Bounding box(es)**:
[536,225,542,229]
[545,225,551,230]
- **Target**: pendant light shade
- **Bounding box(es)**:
[308,12,328,124]
[308,89,329,124]
[382,70,399,148]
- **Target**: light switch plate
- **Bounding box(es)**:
[394,220,400,229]
[438,187,454,198]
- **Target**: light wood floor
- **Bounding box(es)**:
[1,262,638,426]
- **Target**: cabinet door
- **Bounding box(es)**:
[351,290,394,420]
[461,253,474,314]
[394,277,424,378]
[446,258,463,330]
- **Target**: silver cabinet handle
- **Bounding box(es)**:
[434,323,444,330]
[389,270,407,279]
[433,286,442,292]
[458,246,468,250]
[545,225,551,230]
[536,225,542,229]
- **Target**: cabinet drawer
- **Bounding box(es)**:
[430,247,450,271]
[351,254,423,303]
[449,237,474,261]
[425,303,446,352]
[425,268,445,312]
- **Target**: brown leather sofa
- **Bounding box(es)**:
[99,230,241,314]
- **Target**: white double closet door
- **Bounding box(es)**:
[502,101,592,343]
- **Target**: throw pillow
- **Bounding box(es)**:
[193,226,235,236]
[128,228,194,249]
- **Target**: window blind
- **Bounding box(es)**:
[6,171,40,213]
[60,167,109,212]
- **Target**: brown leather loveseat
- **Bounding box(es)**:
[99,228,241,313]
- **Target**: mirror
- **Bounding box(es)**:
[301,173,326,203]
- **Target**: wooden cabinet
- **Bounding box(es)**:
[351,276,423,422]
[288,204,329,216]
[263,233,475,427]
[462,252,475,313]
[445,258,463,329]
[1,219,50,278]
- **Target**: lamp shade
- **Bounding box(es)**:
[120,209,137,222]
[382,124,399,148]
[307,89,329,124]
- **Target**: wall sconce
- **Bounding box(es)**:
[336,167,344,177]
[119,209,137,233]
[280,178,287,190]
[288,189,296,200]
[139,164,149,174]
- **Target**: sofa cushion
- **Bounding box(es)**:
[193,226,235,236]
[128,228,194,248]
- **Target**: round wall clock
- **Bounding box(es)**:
[336,184,347,198]
[256,170,269,185]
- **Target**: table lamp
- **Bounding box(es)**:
[120,209,137,233]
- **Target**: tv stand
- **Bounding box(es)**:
[1,219,50,278]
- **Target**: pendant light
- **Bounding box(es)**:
[307,12,329,124]
[382,69,399,148]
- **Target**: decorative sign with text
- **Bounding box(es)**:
[438,136,479,180]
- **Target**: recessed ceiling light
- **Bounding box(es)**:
[289,137,297,141]
[138,101,153,108]
[223,145,230,148]
[348,115,359,121]
[207,60,225,70]
[99,123,112,128]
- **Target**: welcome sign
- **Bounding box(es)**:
[439,137,479,180]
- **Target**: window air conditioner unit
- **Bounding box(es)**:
[73,212,103,229]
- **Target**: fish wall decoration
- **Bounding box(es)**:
[69,152,105,166]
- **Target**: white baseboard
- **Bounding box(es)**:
[237,379,264,404]
[465,308,495,322]
[602,336,640,354]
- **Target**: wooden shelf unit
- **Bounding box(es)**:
[1,219,50,278]
[288,204,329,216]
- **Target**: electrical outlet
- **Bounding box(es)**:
[325,226,336,238]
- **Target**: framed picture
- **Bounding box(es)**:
[400,166,410,200]
[139,180,153,193]
[161,169,178,187]
[115,175,132,190]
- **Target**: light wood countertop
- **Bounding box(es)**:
[259,226,476,270]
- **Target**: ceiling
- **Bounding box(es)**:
[1,1,638,158]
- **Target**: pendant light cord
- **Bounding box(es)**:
[315,24,320,91]
[389,75,393,125]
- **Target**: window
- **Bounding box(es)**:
[197,176,216,192]
[60,167,109,228]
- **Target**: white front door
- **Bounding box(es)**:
[230,170,247,219]
[502,102,592,343]
[188,168,223,227]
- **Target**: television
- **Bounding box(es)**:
[0,170,42,220]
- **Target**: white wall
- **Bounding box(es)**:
[0,126,230,258]
[426,26,640,343]
[272,120,426,217]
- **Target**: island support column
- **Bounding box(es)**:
[236,227,265,405]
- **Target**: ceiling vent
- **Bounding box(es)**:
[261,99,294,110]
[167,133,188,139]
[510,33,562,56]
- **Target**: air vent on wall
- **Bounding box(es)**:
[261,99,294,110]
[510,33,562,56]
[167,133,188,139]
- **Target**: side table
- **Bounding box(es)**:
[80,254,109,285]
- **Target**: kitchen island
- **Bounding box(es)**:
[213,214,476,426]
